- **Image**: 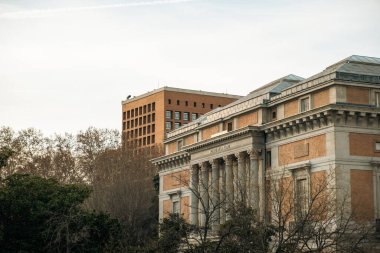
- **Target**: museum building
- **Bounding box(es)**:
[152,55,380,230]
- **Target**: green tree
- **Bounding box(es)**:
[0,174,123,252]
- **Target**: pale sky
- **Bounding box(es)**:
[1,0,379,135]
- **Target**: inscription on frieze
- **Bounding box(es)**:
[294,143,309,158]
[209,144,231,154]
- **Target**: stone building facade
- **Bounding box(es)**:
[152,55,380,231]
[121,87,241,149]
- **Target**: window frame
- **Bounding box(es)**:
[299,95,311,113]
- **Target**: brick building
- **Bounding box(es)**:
[121,87,241,149]
[152,55,380,241]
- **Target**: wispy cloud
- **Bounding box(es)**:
[0,0,195,19]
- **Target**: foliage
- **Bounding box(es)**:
[0,173,123,252]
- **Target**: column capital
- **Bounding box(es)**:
[248,148,262,159]
[235,151,247,161]
[209,158,220,168]
[223,155,233,165]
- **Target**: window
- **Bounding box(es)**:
[152,113,155,122]
[122,122,126,130]
[185,101,188,106]
[143,116,146,124]
[177,100,180,105]
[223,121,233,132]
[148,114,151,123]
[152,124,155,132]
[266,150,271,168]
[139,128,142,136]
[127,121,130,129]
[296,178,308,218]
[174,122,181,129]
[165,110,172,119]
[194,102,197,107]
[131,109,134,117]
[143,137,146,145]
[152,135,155,143]
[375,142,380,151]
[177,140,183,151]
[172,200,180,214]
[174,111,181,120]
[202,103,205,108]
[272,109,277,120]
[147,125,151,134]
[183,112,189,121]
[166,122,172,130]
[210,104,213,109]
[139,107,142,115]
[143,127,146,135]
[147,136,150,144]
[123,112,126,120]
[131,120,134,128]
[192,113,198,121]
[135,118,138,126]
[300,97,310,112]
[168,99,171,104]
[139,117,142,125]
[376,92,380,107]
[148,104,151,112]
[135,108,138,116]
[127,110,130,119]
[152,102,155,111]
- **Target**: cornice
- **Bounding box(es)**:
[184,126,261,152]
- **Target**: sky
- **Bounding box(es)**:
[1,0,380,135]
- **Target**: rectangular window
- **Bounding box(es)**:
[202,103,205,108]
[375,142,380,151]
[183,112,189,121]
[139,117,142,125]
[143,116,146,124]
[127,110,130,119]
[143,137,146,145]
[143,105,146,114]
[122,122,126,130]
[177,100,180,105]
[177,140,183,151]
[152,135,155,143]
[147,136,151,144]
[210,104,213,109]
[376,92,380,107]
[223,121,233,132]
[168,99,171,104]
[174,122,181,129]
[131,109,134,117]
[266,150,271,168]
[152,124,155,132]
[152,113,155,122]
[127,121,130,129]
[172,200,179,214]
[139,128,142,136]
[148,104,151,112]
[143,127,146,135]
[165,110,172,119]
[152,102,155,111]
[131,120,134,128]
[147,125,151,134]
[194,102,197,107]
[148,114,151,123]
[135,108,138,116]
[139,107,142,115]
[166,122,172,130]
[296,178,308,218]
[185,101,188,106]
[135,118,138,126]
[300,97,310,112]
[174,111,181,120]
[192,113,198,121]
[123,112,126,120]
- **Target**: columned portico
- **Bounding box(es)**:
[190,147,264,229]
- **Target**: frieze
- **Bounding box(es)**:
[209,144,231,154]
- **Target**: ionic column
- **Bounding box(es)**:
[248,149,259,211]
[190,164,199,226]
[236,152,247,202]
[224,156,234,212]
[210,159,220,231]
[219,160,226,224]
[200,161,209,227]
[258,153,265,220]
[232,159,238,202]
